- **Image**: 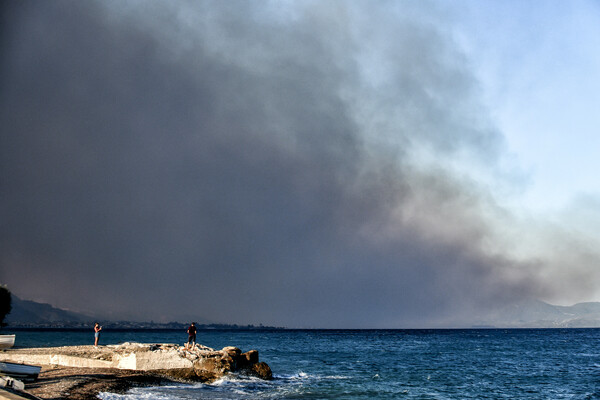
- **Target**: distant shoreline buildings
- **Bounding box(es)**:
[6,321,285,330]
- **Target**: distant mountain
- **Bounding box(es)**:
[473,299,600,328]
[3,296,231,329]
[7,295,600,329]
[5,296,92,326]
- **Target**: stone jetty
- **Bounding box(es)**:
[0,342,272,382]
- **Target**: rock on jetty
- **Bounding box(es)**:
[0,342,272,382]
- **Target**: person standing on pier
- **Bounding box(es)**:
[186,322,197,349]
[94,323,102,346]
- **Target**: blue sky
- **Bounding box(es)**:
[453,0,600,307]
[454,0,600,213]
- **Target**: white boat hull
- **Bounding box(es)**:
[0,361,41,382]
[0,334,15,349]
[0,375,25,391]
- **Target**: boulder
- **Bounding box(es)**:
[251,362,273,380]
[243,350,259,364]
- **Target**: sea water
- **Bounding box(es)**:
[6,328,600,399]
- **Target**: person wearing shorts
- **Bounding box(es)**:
[94,323,102,346]
[186,322,197,349]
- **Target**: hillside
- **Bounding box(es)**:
[7,295,600,329]
[473,299,600,328]
[3,296,275,329]
[5,295,92,326]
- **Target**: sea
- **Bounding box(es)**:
[6,328,600,399]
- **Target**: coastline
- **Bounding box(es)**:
[23,365,180,400]
[1,343,272,400]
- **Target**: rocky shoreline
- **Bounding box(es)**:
[23,366,176,399]
[0,343,272,399]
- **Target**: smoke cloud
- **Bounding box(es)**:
[2,0,598,327]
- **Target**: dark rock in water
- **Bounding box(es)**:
[235,350,259,370]
[215,347,271,380]
[243,350,259,365]
[222,346,241,358]
[250,362,273,380]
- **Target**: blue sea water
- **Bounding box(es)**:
[6,328,600,399]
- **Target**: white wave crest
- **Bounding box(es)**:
[98,389,174,400]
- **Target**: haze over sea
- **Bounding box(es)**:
[8,328,600,399]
